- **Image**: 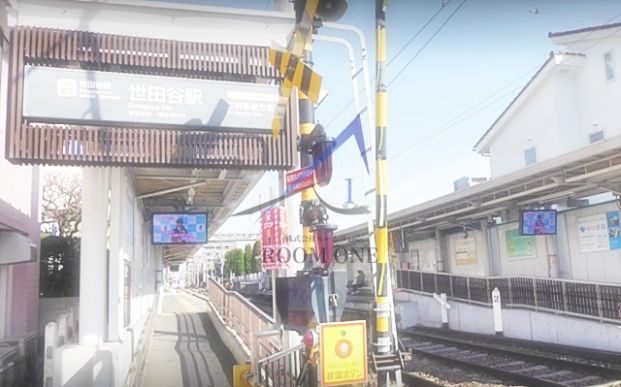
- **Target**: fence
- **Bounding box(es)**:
[208,278,279,359]
[397,269,621,323]
[255,344,306,387]
[0,333,37,387]
[43,307,78,387]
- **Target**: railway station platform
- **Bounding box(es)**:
[141,291,236,387]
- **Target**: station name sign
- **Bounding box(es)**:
[22,65,279,132]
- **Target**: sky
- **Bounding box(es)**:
[155,0,621,236]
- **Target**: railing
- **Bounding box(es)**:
[255,344,306,387]
[397,269,621,323]
[43,307,79,387]
[208,278,279,359]
[0,333,37,387]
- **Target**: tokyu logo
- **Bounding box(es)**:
[56,79,77,97]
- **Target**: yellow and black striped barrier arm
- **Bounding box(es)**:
[268,0,321,138]
[269,45,322,137]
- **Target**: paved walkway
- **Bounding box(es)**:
[142,291,236,387]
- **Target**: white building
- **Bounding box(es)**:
[475,23,621,178]
[337,22,621,285]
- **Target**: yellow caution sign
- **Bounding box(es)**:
[233,364,251,387]
[320,320,368,386]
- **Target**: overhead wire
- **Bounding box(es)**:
[388,10,621,160]
[322,0,454,129]
[387,0,468,87]
[336,8,621,190]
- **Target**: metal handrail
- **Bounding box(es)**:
[207,278,280,360]
[209,278,274,324]
[255,344,306,387]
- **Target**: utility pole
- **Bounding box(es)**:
[374,1,403,385]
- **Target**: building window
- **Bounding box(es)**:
[604,51,615,82]
[524,147,537,166]
[589,130,604,143]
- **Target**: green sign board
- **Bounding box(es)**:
[505,229,536,259]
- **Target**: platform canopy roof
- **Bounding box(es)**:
[132,167,262,265]
[336,135,621,244]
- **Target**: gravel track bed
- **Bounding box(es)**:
[404,352,520,386]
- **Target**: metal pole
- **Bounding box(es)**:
[313,33,377,290]
[322,22,378,295]
[374,1,401,385]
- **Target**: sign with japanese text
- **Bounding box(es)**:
[578,211,621,252]
[320,320,368,386]
[505,229,536,260]
[578,213,609,252]
[23,65,278,131]
[455,236,477,265]
[261,206,288,270]
[285,166,314,195]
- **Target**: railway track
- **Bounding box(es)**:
[402,329,621,386]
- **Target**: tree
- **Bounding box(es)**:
[39,168,82,297]
[41,169,82,239]
[243,244,253,274]
[225,248,245,276]
[40,235,80,297]
[251,240,262,273]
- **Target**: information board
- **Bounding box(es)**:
[505,229,536,260]
[454,237,477,265]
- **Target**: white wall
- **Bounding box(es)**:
[0,18,40,341]
[408,238,437,272]
[488,76,559,177]
[446,230,489,276]
[495,222,549,277]
[397,203,621,284]
[397,291,621,353]
[485,33,621,177]
[0,25,34,218]
[573,36,621,142]
[563,202,621,283]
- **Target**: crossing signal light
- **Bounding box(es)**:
[311,223,337,269]
[294,0,348,23]
[300,201,327,227]
[315,0,348,22]
[309,124,334,186]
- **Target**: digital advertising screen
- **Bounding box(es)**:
[151,213,208,245]
[520,209,557,236]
